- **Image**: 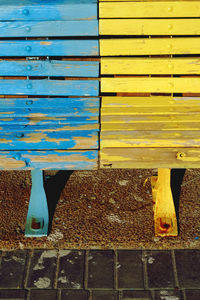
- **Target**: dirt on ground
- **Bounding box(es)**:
[0,168,200,250]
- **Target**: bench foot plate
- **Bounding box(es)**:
[151,168,178,237]
[25,169,49,237]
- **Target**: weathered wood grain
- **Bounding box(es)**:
[0,129,98,150]
[101,130,200,148]
[100,148,200,169]
[0,150,98,170]
[0,97,100,108]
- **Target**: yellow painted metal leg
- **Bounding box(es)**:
[151,168,178,237]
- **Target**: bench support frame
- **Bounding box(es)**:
[25,169,49,237]
[151,168,178,237]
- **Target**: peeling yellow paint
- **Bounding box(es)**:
[40,41,52,45]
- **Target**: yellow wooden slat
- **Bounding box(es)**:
[99,1,200,18]
[100,19,200,36]
[100,148,200,169]
[101,122,200,131]
[100,38,200,56]
[101,58,200,75]
[101,130,200,148]
[102,106,200,115]
[101,78,200,93]
[102,96,200,107]
[102,114,200,123]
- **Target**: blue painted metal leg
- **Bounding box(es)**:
[25,169,49,237]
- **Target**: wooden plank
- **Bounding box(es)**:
[101,122,200,131]
[0,40,99,56]
[0,79,99,96]
[0,20,98,37]
[99,1,200,18]
[101,78,200,94]
[102,106,200,115]
[0,130,98,150]
[100,19,200,36]
[101,130,200,148]
[100,38,200,56]
[0,60,99,77]
[0,123,99,132]
[0,1,97,21]
[100,148,200,169]
[0,107,99,118]
[102,96,200,107]
[102,114,200,123]
[0,97,100,109]
[0,150,98,170]
[101,58,200,75]
[0,116,99,126]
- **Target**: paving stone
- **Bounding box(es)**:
[175,250,200,288]
[57,250,84,289]
[92,290,119,300]
[26,250,57,289]
[117,250,144,289]
[154,290,183,300]
[0,250,27,288]
[185,289,200,300]
[146,251,175,288]
[87,250,114,289]
[0,289,27,299]
[122,290,152,299]
[30,289,58,300]
[61,290,89,300]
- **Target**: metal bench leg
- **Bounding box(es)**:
[25,169,49,237]
[151,168,178,237]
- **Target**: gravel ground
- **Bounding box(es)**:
[0,169,200,250]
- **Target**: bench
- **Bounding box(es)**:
[0,0,99,236]
[99,0,200,236]
[1,0,200,237]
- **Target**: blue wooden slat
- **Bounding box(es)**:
[0,60,99,77]
[0,21,98,37]
[0,123,99,132]
[0,80,99,96]
[0,107,99,118]
[0,117,99,126]
[0,150,98,170]
[0,130,98,150]
[0,1,97,21]
[0,40,99,56]
[0,97,100,108]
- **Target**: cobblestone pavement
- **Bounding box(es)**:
[0,249,200,299]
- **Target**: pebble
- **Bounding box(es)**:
[153,237,160,242]
[109,198,116,205]
[195,236,199,240]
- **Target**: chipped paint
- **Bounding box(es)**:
[40,41,52,46]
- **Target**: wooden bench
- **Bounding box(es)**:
[1,0,200,237]
[0,0,99,236]
[99,0,200,236]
